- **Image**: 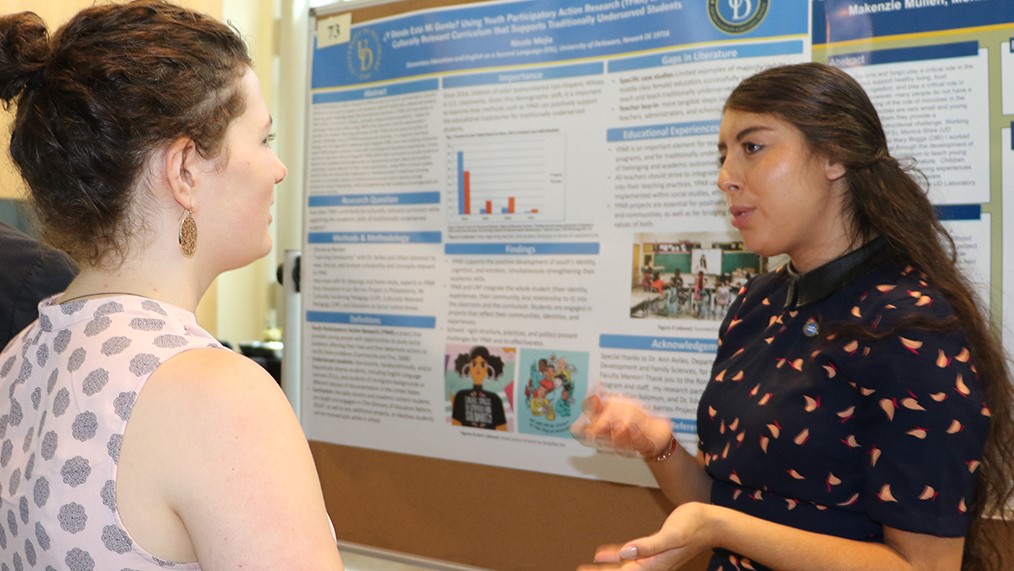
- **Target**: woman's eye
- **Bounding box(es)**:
[744,142,762,154]
[263,132,277,146]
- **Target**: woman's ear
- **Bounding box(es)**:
[163,137,199,207]
[824,157,847,182]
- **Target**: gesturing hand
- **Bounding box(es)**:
[569,393,674,458]
[576,503,717,571]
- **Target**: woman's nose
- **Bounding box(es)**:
[717,164,740,194]
[275,156,288,184]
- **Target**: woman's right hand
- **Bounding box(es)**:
[569,393,674,458]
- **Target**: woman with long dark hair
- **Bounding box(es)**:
[574,63,1013,570]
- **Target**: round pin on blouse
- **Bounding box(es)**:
[803,318,819,337]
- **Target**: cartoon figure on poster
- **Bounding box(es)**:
[519,350,589,437]
[445,344,515,431]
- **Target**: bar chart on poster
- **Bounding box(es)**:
[448,132,566,222]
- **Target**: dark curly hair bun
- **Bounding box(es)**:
[0,12,50,106]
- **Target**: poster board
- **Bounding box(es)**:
[301,0,810,487]
[300,0,1014,568]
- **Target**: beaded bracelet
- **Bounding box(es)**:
[652,434,679,462]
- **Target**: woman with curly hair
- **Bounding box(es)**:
[0,2,343,568]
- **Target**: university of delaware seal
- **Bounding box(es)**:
[346,28,382,81]
[708,0,769,34]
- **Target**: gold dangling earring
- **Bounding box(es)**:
[178,209,197,257]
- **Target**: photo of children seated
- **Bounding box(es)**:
[629,234,769,321]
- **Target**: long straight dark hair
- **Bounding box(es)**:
[725,62,1014,570]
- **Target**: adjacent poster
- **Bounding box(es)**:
[814,0,1012,349]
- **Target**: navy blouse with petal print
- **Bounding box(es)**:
[697,239,990,571]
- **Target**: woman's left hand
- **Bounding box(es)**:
[576,503,715,571]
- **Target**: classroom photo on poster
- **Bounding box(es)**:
[630,233,762,321]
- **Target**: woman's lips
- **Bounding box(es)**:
[729,205,753,228]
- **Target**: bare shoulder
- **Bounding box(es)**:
[142,346,306,496]
[148,347,293,425]
[137,347,303,458]
[133,348,343,568]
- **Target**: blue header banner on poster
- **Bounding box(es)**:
[308,231,443,244]
[608,39,806,73]
[828,41,978,68]
[606,120,720,143]
[935,204,981,221]
[307,311,437,328]
[312,78,438,104]
[814,0,1014,45]
[672,418,697,435]
[313,0,810,89]
[443,62,603,88]
[308,192,441,207]
[599,334,718,354]
[445,242,600,255]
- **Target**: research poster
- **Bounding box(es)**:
[301,0,1011,486]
